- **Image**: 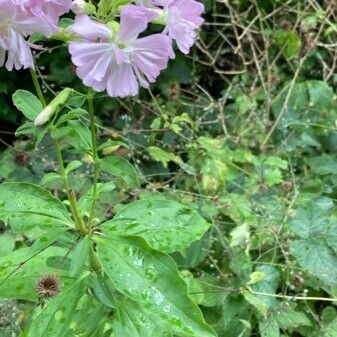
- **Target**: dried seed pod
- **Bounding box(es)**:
[36,275,60,298]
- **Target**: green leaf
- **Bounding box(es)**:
[67,120,92,152]
[113,297,172,337]
[25,277,87,337]
[0,234,15,256]
[101,199,211,253]
[65,160,83,174]
[100,156,140,188]
[12,90,43,121]
[289,198,337,285]
[69,237,90,277]
[148,146,183,168]
[243,265,280,315]
[41,173,63,187]
[288,197,333,239]
[0,182,73,232]
[289,239,337,285]
[274,30,301,60]
[274,305,311,329]
[91,273,116,309]
[96,236,216,337]
[0,228,68,301]
[259,317,280,337]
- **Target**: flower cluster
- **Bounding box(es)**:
[0,0,204,97]
[0,0,71,70]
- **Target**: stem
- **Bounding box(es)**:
[87,88,99,224]
[89,242,102,272]
[30,69,46,107]
[249,289,337,303]
[54,140,87,235]
[29,68,87,236]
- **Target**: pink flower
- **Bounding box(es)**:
[68,15,173,97]
[132,0,204,54]
[12,0,72,37]
[0,0,71,70]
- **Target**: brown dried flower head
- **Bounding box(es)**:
[37,275,60,298]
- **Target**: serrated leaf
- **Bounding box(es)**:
[243,265,280,315]
[289,239,337,285]
[100,156,139,188]
[12,90,43,121]
[96,235,216,337]
[101,199,210,253]
[0,182,73,232]
[289,198,337,285]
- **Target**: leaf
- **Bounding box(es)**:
[306,154,337,176]
[12,90,43,121]
[274,305,311,329]
[62,294,106,337]
[65,160,83,174]
[101,199,211,253]
[289,239,337,285]
[243,265,280,315]
[41,173,63,187]
[67,120,92,152]
[100,156,140,188]
[96,235,216,337]
[69,237,90,277]
[113,297,172,337]
[288,197,333,239]
[25,277,87,337]
[274,30,301,60]
[0,182,73,232]
[0,234,15,256]
[0,228,69,301]
[259,317,280,337]
[91,273,116,309]
[289,198,337,285]
[148,146,183,168]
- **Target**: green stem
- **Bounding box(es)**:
[29,68,87,236]
[87,89,99,224]
[54,140,87,235]
[29,69,46,107]
[89,242,102,272]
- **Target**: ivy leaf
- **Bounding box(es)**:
[25,277,88,337]
[12,90,43,121]
[113,297,172,337]
[96,235,216,337]
[101,199,210,253]
[0,182,73,232]
[100,156,140,188]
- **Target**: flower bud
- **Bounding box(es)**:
[71,0,96,15]
[34,88,72,126]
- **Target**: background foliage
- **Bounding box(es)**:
[2,0,337,336]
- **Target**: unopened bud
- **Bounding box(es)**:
[34,106,55,126]
[34,88,72,126]
[71,0,96,15]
